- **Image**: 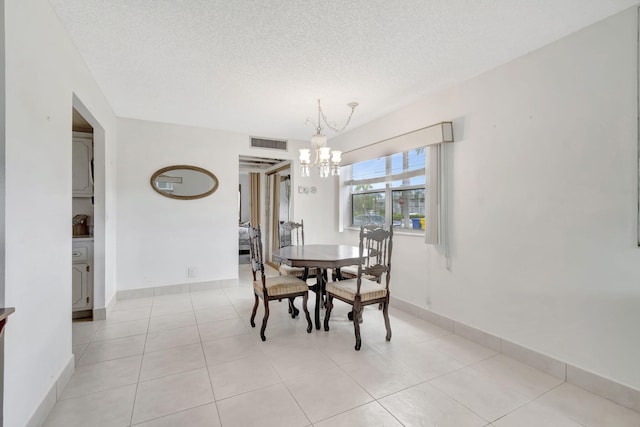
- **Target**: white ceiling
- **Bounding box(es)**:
[49,0,638,141]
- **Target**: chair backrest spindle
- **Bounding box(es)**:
[356,225,393,295]
[279,220,305,248]
[248,224,266,281]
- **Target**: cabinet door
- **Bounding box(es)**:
[72,138,93,197]
[72,263,91,311]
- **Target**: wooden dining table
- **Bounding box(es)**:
[272,244,362,330]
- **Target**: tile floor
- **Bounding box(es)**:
[45,264,640,426]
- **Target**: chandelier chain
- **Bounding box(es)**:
[318,99,357,133]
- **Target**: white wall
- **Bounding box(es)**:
[289,165,342,244]
[3,0,118,425]
[116,119,302,289]
[330,7,640,391]
[0,2,6,422]
[115,122,345,292]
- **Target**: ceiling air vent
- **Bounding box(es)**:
[250,137,287,151]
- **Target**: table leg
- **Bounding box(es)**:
[314,269,324,330]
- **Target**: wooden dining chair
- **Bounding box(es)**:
[278,220,313,278]
[324,225,394,350]
[249,225,312,341]
[337,224,386,318]
[278,220,323,318]
[335,224,385,281]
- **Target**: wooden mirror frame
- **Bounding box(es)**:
[150,165,219,200]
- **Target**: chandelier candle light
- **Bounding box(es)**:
[299,99,358,178]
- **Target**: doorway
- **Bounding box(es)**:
[72,108,94,319]
[238,155,290,266]
[71,95,107,321]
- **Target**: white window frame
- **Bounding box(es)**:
[340,145,439,244]
[337,122,453,245]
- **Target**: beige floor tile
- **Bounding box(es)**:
[60,290,640,427]
[313,327,381,366]
[131,402,221,427]
[191,292,232,310]
[286,368,373,423]
[77,334,146,366]
[132,368,214,425]
[246,315,311,342]
[256,316,318,343]
[107,306,152,323]
[195,305,239,323]
[535,383,640,427]
[198,318,248,342]
[492,401,583,427]
[72,321,101,345]
[150,300,194,317]
[153,293,192,305]
[227,301,256,315]
[61,355,142,399]
[361,314,451,350]
[262,342,337,382]
[216,383,309,427]
[140,342,206,381]
[429,367,531,422]
[382,340,465,380]
[314,402,403,427]
[148,311,196,333]
[424,334,497,365]
[43,384,136,427]
[202,334,262,366]
[470,354,564,398]
[341,353,426,399]
[92,319,148,342]
[144,325,200,353]
[209,354,281,400]
[249,306,306,332]
[379,382,487,427]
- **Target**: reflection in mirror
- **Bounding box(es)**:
[151,165,219,200]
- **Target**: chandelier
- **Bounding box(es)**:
[299,99,358,178]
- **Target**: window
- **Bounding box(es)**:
[342,146,438,242]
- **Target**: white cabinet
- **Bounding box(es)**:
[72,137,93,197]
[72,239,93,312]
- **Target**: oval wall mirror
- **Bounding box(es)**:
[150,165,219,200]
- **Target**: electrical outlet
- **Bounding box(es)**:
[187,267,197,278]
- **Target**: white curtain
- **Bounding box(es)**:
[436,143,452,271]
[249,173,260,228]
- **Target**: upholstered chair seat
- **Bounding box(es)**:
[278,264,317,278]
[326,278,387,302]
[253,274,309,298]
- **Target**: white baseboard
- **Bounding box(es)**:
[26,355,74,427]
[390,295,640,413]
[92,292,117,321]
[567,364,640,413]
[116,278,240,301]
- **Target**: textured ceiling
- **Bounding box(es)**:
[49,0,638,141]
